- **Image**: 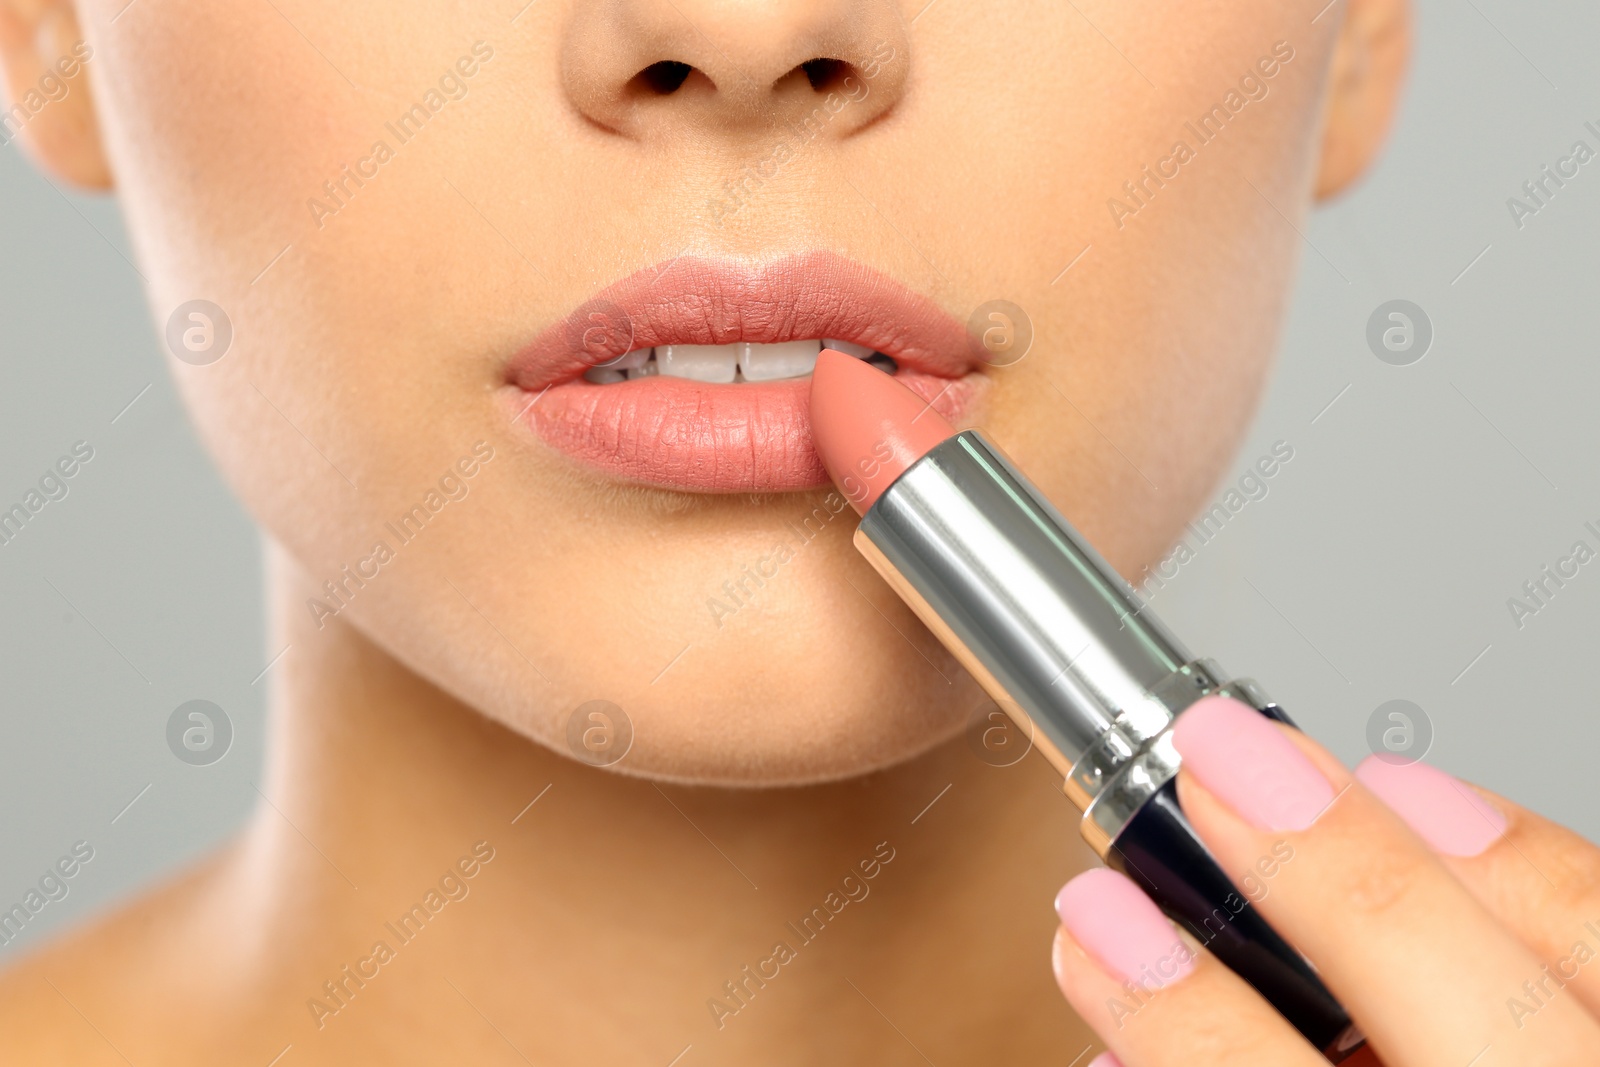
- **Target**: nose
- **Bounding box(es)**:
[561,0,909,139]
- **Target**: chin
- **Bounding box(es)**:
[589,634,988,787]
[401,567,989,788]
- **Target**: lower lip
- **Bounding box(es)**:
[508,370,982,493]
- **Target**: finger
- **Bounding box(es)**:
[1356,756,1600,1023]
[1173,695,1600,1066]
[1052,867,1326,1067]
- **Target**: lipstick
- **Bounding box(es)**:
[810,349,1364,1062]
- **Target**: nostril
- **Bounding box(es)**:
[633,60,693,95]
[799,58,850,92]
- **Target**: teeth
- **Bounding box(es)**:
[583,340,884,383]
[822,339,874,359]
[740,339,822,381]
[598,347,652,371]
[583,347,652,382]
[658,343,739,383]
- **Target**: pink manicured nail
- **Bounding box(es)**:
[1055,868,1195,988]
[1172,696,1336,832]
[1089,1053,1124,1067]
[1355,756,1506,857]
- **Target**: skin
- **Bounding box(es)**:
[0,0,1421,1062]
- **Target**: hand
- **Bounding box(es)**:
[1050,695,1600,1066]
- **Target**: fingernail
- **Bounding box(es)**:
[1089,1054,1124,1067]
[1054,868,1195,987]
[1172,695,1336,832]
[1355,756,1506,857]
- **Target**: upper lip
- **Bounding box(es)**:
[504,251,980,391]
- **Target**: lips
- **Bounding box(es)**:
[503,252,984,493]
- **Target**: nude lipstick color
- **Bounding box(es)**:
[505,253,983,493]
[811,349,1364,1062]
[809,349,956,512]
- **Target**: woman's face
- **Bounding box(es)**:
[68,0,1346,783]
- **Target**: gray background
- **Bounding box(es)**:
[2,0,1597,956]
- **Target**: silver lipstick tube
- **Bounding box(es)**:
[857,429,1266,850]
[855,429,1362,1060]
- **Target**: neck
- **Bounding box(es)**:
[228,543,1093,1063]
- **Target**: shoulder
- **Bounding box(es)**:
[0,844,248,1066]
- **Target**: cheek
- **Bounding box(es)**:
[942,16,1334,579]
[83,1,571,612]
[82,1,407,523]
[85,1,364,285]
